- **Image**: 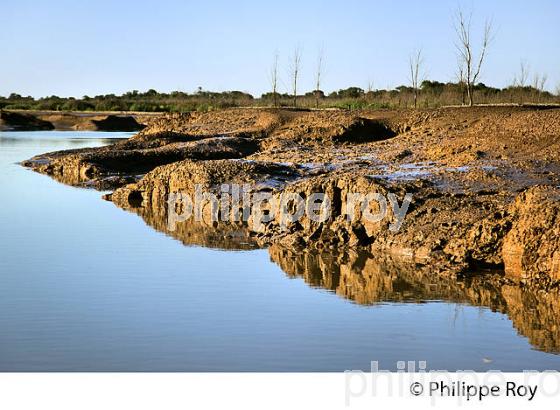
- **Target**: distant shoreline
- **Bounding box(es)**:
[0,109,159,132]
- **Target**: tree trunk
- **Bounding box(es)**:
[467,83,474,106]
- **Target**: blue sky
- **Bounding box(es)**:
[2,0,559,97]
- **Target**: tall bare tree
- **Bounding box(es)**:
[366,80,375,102]
[533,72,548,103]
[408,49,423,108]
[514,60,530,87]
[513,60,530,104]
[270,52,279,107]
[314,49,324,109]
[456,62,466,105]
[539,73,548,102]
[290,47,302,108]
[454,9,493,106]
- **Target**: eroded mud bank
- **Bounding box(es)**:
[22,107,560,287]
[1,110,149,131]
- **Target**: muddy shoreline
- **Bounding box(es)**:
[21,106,560,289]
[0,109,156,131]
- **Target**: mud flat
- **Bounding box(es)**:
[22,106,560,289]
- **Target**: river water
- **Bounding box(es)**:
[0,131,559,371]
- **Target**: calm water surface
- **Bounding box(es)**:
[1,131,559,371]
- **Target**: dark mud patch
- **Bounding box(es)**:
[0,111,54,131]
[333,118,397,144]
[91,115,145,132]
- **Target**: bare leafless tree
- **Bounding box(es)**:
[512,60,530,104]
[290,47,302,108]
[366,79,375,102]
[514,60,530,87]
[270,52,279,107]
[408,49,423,108]
[454,9,493,106]
[314,48,324,109]
[539,74,547,93]
[532,72,548,103]
[456,59,466,105]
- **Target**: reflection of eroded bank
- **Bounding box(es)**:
[101,198,560,355]
[268,246,560,354]
[268,246,507,305]
[112,202,258,251]
[500,286,560,354]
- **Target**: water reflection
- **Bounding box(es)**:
[0,137,124,146]
[119,204,258,251]
[13,131,560,361]
[119,204,560,354]
[268,246,560,353]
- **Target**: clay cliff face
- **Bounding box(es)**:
[503,186,560,282]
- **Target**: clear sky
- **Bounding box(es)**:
[2,0,559,98]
